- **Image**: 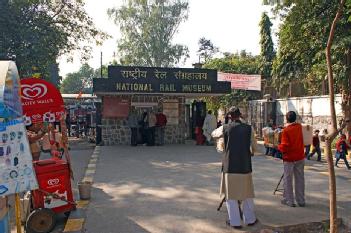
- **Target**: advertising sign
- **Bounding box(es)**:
[218,72,261,91]
[102,97,130,118]
[0,118,38,197]
[20,78,65,124]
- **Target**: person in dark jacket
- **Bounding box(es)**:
[155,110,167,145]
[216,107,257,229]
[307,130,322,161]
[335,134,351,169]
[278,111,305,207]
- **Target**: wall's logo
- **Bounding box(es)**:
[22,83,48,100]
[47,178,60,186]
[32,114,42,120]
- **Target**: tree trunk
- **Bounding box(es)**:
[324,136,338,232]
[346,48,351,137]
[325,0,345,232]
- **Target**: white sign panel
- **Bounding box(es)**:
[218,72,261,91]
[163,100,179,125]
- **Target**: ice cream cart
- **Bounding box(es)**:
[20,78,76,232]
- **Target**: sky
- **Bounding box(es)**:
[58,0,275,77]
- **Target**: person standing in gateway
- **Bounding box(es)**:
[127,109,139,146]
[221,107,257,229]
[155,109,167,145]
[278,111,305,207]
[203,110,217,145]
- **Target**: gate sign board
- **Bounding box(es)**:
[218,72,261,91]
[20,78,65,124]
[93,66,231,95]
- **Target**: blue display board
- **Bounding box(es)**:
[0,210,9,233]
[0,62,38,197]
[0,61,23,119]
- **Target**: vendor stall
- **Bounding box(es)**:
[20,77,76,233]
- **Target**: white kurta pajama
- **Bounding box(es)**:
[212,123,257,227]
[203,114,217,143]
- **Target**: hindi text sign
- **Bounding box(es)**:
[218,72,261,91]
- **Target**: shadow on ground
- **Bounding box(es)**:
[85,145,351,233]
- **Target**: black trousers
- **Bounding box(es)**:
[147,127,155,146]
[335,153,350,169]
[308,146,322,161]
[131,128,138,146]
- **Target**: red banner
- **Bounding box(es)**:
[20,78,65,124]
[218,72,261,91]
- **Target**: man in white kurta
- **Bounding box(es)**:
[212,107,257,229]
[202,110,217,145]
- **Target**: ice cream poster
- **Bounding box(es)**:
[0,118,38,196]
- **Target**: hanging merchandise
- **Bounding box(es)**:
[20,78,65,124]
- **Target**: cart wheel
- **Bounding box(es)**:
[26,208,56,233]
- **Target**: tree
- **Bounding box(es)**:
[0,0,107,79]
[197,37,219,63]
[264,1,351,232]
[61,64,97,94]
[108,0,189,67]
[324,2,346,232]
[259,12,275,79]
[268,1,351,97]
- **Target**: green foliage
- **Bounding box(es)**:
[0,0,107,79]
[197,37,219,63]
[267,0,351,97]
[203,52,261,110]
[61,64,102,94]
[108,0,189,67]
[259,12,275,79]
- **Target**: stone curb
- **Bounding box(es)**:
[63,146,101,233]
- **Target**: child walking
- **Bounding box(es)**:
[335,134,351,170]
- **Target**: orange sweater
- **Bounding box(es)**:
[278,123,305,162]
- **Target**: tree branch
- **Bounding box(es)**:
[49,0,67,20]
[325,0,345,133]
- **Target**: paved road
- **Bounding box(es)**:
[84,144,350,233]
[10,139,94,233]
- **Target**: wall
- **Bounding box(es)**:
[100,95,186,145]
[247,95,344,137]
[275,95,343,131]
